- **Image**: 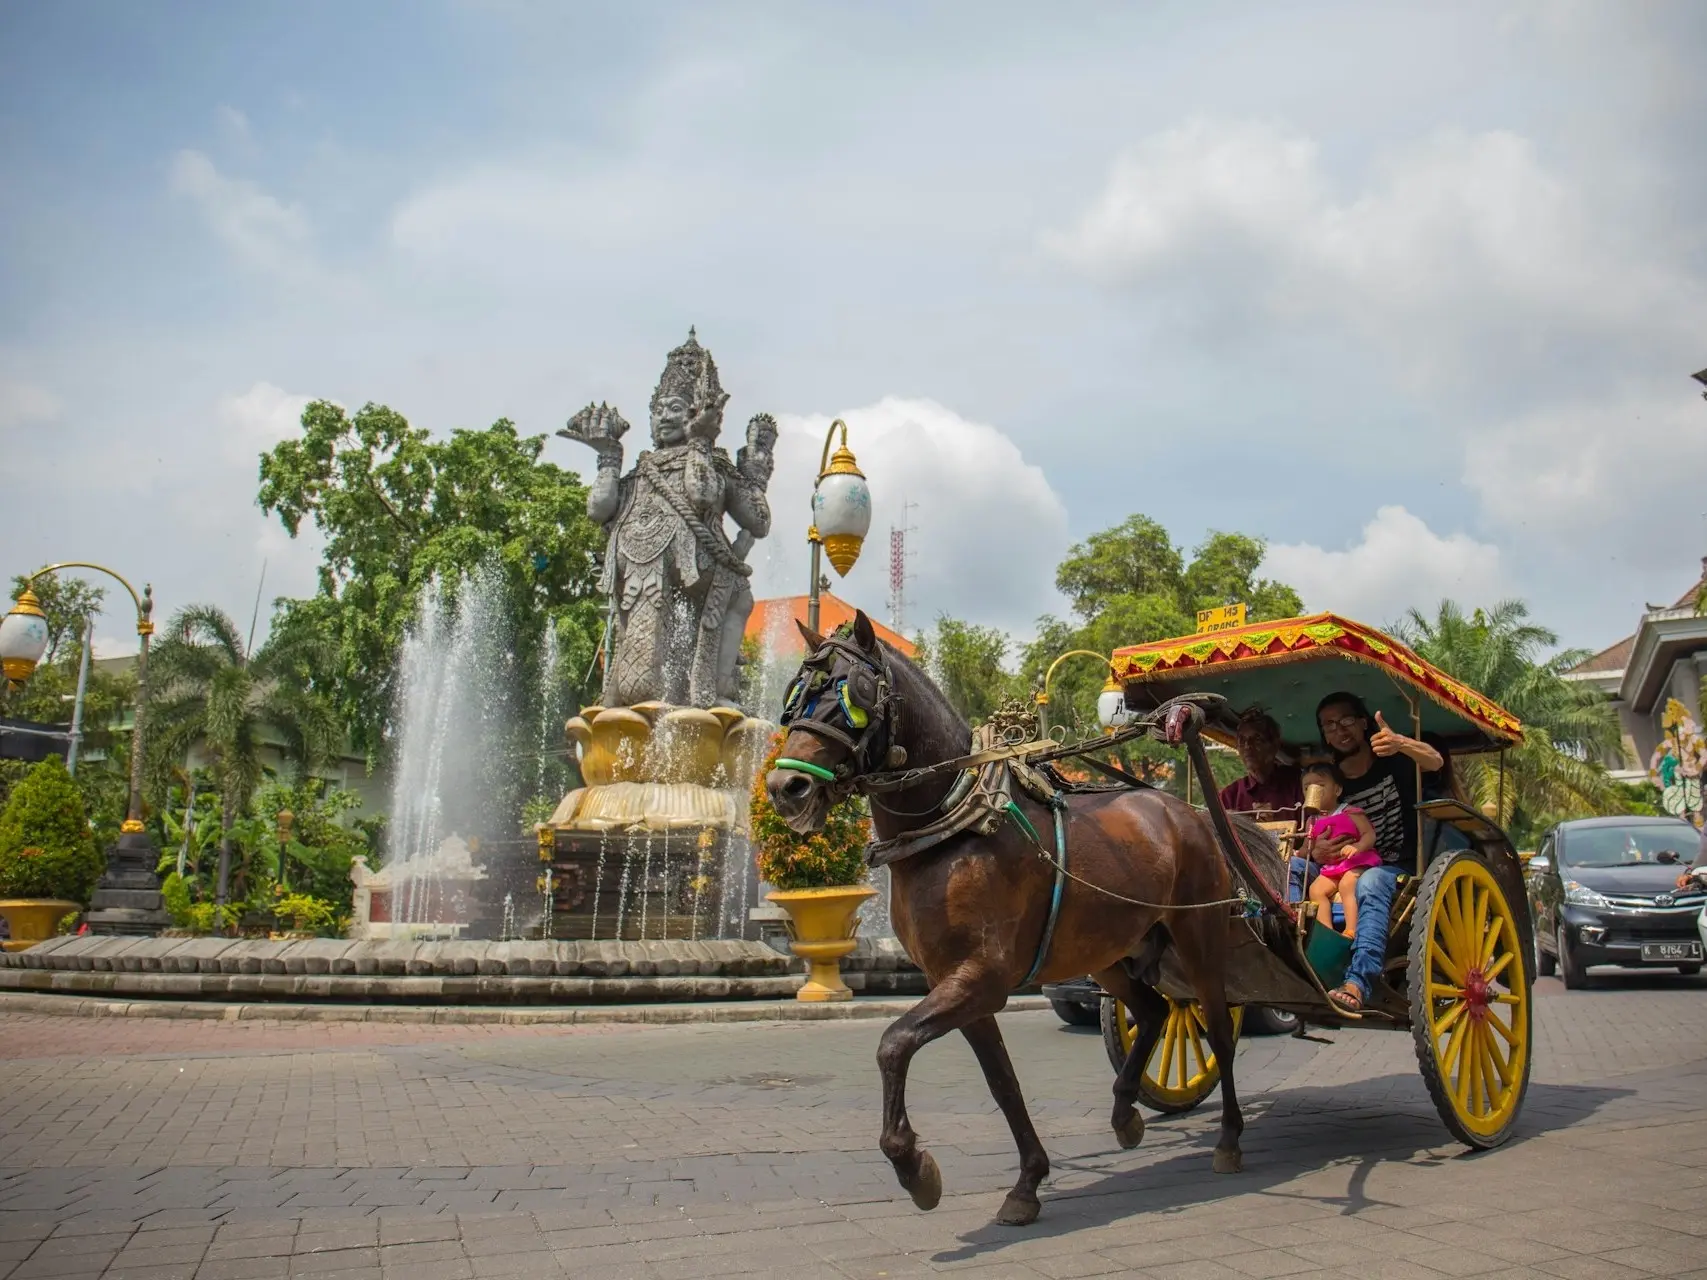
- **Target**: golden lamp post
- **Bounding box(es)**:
[1034,649,1127,740]
[0,562,169,935]
[805,419,871,635]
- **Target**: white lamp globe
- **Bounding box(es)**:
[812,442,872,577]
[1096,678,1128,733]
[0,589,50,686]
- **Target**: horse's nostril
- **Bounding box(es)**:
[782,774,814,801]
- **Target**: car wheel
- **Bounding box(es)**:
[1534,925,1556,978]
[1244,1005,1299,1036]
[1557,925,1588,990]
[1050,999,1099,1028]
[1678,964,1701,977]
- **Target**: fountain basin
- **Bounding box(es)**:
[0,935,803,1004]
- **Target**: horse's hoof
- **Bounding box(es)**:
[907,1150,942,1211]
[1113,1111,1146,1150]
[996,1191,1040,1227]
[1212,1147,1243,1175]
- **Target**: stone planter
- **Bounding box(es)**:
[766,885,878,1002]
[0,899,79,952]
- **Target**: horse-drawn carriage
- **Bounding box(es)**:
[1098,612,1532,1150]
[768,608,1532,1225]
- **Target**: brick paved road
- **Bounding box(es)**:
[0,973,1704,1279]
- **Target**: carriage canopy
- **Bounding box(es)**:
[1111,612,1523,755]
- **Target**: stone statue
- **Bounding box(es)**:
[558,329,776,708]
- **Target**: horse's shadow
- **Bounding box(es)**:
[932,1074,1632,1263]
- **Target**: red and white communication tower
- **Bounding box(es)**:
[888,500,916,635]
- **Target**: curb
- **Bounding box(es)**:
[0,990,1052,1026]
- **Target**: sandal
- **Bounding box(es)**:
[1328,983,1363,1013]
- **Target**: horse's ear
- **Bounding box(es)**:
[795,619,826,651]
[852,610,876,650]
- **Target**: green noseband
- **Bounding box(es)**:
[775,758,838,783]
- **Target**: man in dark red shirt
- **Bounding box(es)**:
[1217,709,1303,819]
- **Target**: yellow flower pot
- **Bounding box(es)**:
[0,899,79,952]
[766,885,877,1002]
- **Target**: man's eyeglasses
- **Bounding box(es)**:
[1319,714,1364,735]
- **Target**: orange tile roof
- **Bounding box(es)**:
[745,594,917,658]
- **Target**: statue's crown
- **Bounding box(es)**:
[652,327,730,439]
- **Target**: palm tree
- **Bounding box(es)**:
[147,606,341,909]
[1397,600,1624,838]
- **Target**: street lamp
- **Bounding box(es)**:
[0,563,168,936]
[276,808,295,891]
[806,418,871,635]
[1034,649,1124,739]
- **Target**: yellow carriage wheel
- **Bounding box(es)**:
[1408,850,1532,1150]
[1100,994,1244,1114]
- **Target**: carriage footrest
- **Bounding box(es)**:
[1302,918,1352,989]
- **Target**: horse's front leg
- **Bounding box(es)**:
[877,971,1004,1213]
[961,1015,1048,1226]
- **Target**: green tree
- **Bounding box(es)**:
[146,605,342,909]
[1054,515,1184,617]
[257,401,606,763]
[1180,532,1304,620]
[1398,599,1624,843]
[0,756,102,902]
[1024,513,1304,745]
[915,617,1019,725]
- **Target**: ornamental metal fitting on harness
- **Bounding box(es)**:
[775,633,905,796]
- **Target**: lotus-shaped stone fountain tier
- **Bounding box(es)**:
[548,703,775,833]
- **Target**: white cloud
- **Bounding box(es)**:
[1044,118,1699,388]
[1263,506,1504,628]
[170,149,310,273]
[216,381,312,465]
[741,397,1069,641]
[216,104,252,144]
[1463,389,1707,552]
[0,377,62,433]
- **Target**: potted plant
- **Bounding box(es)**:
[0,757,102,950]
[751,736,875,1001]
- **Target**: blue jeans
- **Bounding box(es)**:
[1288,857,1401,999]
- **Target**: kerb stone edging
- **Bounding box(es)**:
[0,990,1050,1025]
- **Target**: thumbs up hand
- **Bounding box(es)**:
[1369,710,1405,757]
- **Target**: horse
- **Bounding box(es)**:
[765,611,1246,1227]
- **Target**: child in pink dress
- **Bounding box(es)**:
[1301,762,1380,937]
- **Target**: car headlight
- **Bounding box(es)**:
[1563,880,1613,908]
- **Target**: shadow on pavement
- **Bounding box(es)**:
[932,1073,1634,1263]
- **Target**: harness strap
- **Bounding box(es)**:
[1017,795,1068,988]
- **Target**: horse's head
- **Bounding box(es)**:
[766,610,906,833]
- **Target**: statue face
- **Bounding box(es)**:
[651,395,690,445]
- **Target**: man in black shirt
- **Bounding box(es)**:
[1313,692,1442,1013]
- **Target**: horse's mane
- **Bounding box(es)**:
[875,637,973,756]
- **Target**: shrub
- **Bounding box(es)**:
[750,734,870,890]
[272,891,337,935]
[0,757,102,902]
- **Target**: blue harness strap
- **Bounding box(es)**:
[1015,794,1068,988]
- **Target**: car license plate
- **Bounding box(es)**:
[1641,941,1703,962]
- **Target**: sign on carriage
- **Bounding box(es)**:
[1195,603,1246,633]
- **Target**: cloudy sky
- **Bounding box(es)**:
[2,2,1703,661]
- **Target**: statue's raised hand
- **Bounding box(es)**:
[558,402,629,467]
[738,413,778,483]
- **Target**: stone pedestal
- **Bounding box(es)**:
[83,829,169,937]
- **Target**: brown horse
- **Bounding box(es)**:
[765,612,1245,1227]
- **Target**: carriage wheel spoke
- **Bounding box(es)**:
[1432,998,1467,1038]
[1483,950,1514,985]
[1429,940,1466,987]
[1485,1010,1516,1047]
[1175,1009,1192,1086]
[1186,1015,1209,1084]
[1441,1013,1469,1077]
